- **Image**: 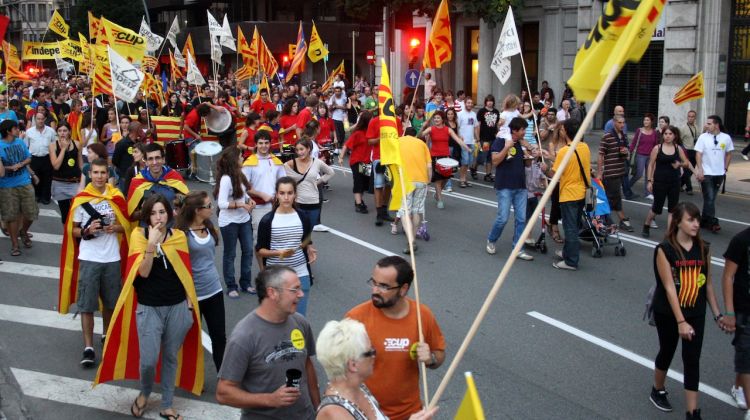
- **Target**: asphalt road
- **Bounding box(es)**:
[1,145,750,419]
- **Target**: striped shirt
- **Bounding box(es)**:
[599,130,628,179]
[266,212,309,277]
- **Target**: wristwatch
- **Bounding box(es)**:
[427,352,438,367]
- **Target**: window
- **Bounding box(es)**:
[39,4,47,22]
[27,3,36,23]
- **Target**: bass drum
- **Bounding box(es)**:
[165,140,189,170]
[194,141,223,183]
[319,147,332,165]
[206,107,236,148]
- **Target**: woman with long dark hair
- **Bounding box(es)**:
[284,138,334,228]
[629,113,661,200]
[175,191,226,371]
[339,110,373,214]
[649,202,722,418]
[161,93,184,117]
[49,123,82,224]
[213,147,256,298]
[255,177,317,315]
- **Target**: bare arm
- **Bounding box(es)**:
[305,357,320,408]
[722,260,739,332]
[704,250,723,322]
[49,141,66,170]
[646,146,658,182]
[448,128,471,151]
[216,379,300,409]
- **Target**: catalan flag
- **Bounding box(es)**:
[454,372,485,420]
[182,33,195,62]
[169,50,184,81]
[151,116,183,142]
[307,21,328,63]
[92,45,112,96]
[568,0,666,102]
[238,26,259,77]
[258,35,278,76]
[285,22,307,82]
[673,71,704,105]
[234,64,253,81]
[94,228,204,396]
[6,64,30,82]
[321,60,345,92]
[423,0,452,70]
[58,184,131,314]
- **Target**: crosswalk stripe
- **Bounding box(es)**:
[39,208,60,218]
[0,231,63,244]
[11,368,239,419]
[0,262,57,279]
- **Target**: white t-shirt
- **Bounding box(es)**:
[242,155,286,207]
[556,109,569,122]
[694,132,733,176]
[457,110,478,145]
[424,78,437,101]
[498,110,520,140]
[73,199,121,263]
[327,94,348,122]
[217,175,251,227]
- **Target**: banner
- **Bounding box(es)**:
[109,46,145,102]
[206,11,224,39]
[166,16,180,49]
[48,9,69,38]
[139,17,164,53]
[186,51,206,86]
[22,40,82,61]
[491,7,520,85]
[102,17,147,64]
[307,21,328,63]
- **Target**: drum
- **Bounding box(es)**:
[205,107,233,133]
[166,140,189,170]
[275,144,296,163]
[435,157,459,178]
[319,147,332,165]
[194,141,223,183]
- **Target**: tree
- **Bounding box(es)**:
[335,0,523,27]
[69,0,145,39]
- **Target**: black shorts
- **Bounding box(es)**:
[350,163,370,194]
[734,313,750,374]
[603,176,623,212]
[652,181,680,215]
[431,156,451,182]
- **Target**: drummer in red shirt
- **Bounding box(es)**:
[238,112,260,158]
[250,88,276,119]
[181,102,224,179]
[366,106,403,226]
[295,95,318,139]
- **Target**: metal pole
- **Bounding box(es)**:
[351,31,356,85]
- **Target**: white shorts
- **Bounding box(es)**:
[397,182,427,217]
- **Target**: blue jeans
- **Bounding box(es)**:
[560,200,584,268]
[629,154,650,196]
[622,170,634,199]
[297,274,311,315]
[487,189,527,247]
[298,206,321,226]
[220,220,253,292]
[700,175,723,226]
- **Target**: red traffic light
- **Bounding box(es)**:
[410,38,421,49]
[282,55,289,63]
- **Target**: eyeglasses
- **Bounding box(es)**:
[273,286,303,294]
[366,278,401,292]
[361,348,377,358]
[199,202,213,209]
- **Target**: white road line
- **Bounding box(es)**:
[0,262,57,279]
[621,198,750,227]
[11,368,239,419]
[0,231,63,244]
[526,311,734,407]
[323,226,396,256]
[39,208,61,218]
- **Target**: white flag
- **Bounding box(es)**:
[206,11,223,39]
[109,46,145,102]
[173,48,186,68]
[210,35,223,63]
[139,17,165,54]
[219,14,236,51]
[491,57,512,85]
[491,7,521,84]
[186,51,206,85]
[166,16,180,49]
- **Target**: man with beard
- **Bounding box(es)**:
[345,256,445,420]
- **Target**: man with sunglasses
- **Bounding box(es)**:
[346,256,446,420]
[217,266,320,419]
[694,115,733,233]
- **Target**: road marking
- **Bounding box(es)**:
[39,208,61,218]
[622,198,750,227]
[0,231,63,244]
[526,311,734,407]
[323,226,396,256]
[0,262,58,279]
[11,368,239,419]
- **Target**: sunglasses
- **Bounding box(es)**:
[199,202,213,209]
[361,348,377,358]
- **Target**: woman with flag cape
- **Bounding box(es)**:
[95,194,204,419]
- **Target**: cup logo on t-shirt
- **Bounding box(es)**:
[67,158,75,167]
[290,329,305,350]
[384,337,410,352]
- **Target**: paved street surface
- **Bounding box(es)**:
[2,140,750,419]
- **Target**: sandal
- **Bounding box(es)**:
[130,394,146,418]
[20,233,32,248]
[549,226,563,243]
[10,248,20,257]
[459,182,470,188]
[159,410,183,420]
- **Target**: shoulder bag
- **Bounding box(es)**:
[574,149,596,213]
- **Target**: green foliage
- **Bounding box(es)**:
[335,0,523,27]
[69,0,145,39]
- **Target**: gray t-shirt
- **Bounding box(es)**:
[218,311,316,420]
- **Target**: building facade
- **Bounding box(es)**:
[0,0,57,46]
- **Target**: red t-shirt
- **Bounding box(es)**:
[296,108,314,132]
[316,117,335,145]
[429,125,451,157]
[345,130,371,165]
[279,114,299,144]
[182,108,201,138]
[365,116,403,161]
[250,99,275,118]
[242,127,257,158]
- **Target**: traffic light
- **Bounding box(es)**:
[407,32,423,68]
[282,54,289,65]
[410,37,421,49]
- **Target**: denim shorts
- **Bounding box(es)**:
[77,260,122,312]
[460,145,476,166]
[372,160,386,188]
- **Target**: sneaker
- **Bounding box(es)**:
[686,409,702,420]
[650,220,658,229]
[552,260,577,270]
[524,238,536,246]
[244,286,257,295]
[470,169,478,180]
[619,218,634,232]
[642,225,650,238]
[436,200,445,209]
[227,290,240,299]
[743,154,749,161]
[390,222,399,235]
[649,386,673,412]
[486,241,496,255]
[313,224,330,232]
[444,186,453,193]
[646,194,654,201]
[711,224,721,233]
[517,251,534,261]
[322,198,330,203]
[80,348,95,368]
[555,249,564,259]
[732,385,748,409]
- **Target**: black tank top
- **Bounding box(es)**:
[53,140,81,180]
[653,143,680,185]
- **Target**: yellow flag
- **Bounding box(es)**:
[182,34,195,61]
[253,76,270,101]
[307,21,328,63]
[568,0,666,102]
[673,71,704,105]
[79,33,92,74]
[454,372,485,420]
[48,10,69,38]
[88,12,100,40]
[101,17,146,64]
[2,41,21,70]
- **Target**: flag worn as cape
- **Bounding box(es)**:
[58,183,132,314]
[243,153,283,167]
[94,228,204,395]
[423,0,452,69]
[126,167,189,218]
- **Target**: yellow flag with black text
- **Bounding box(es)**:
[568,0,666,102]
[454,372,485,420]
[307,21,328,63]
[48,10,69,38]
[101,17,146,64]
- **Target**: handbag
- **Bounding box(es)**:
[358,162,372,176]
[574,150,596,213]
[643,284,656,326]
[629,129,642,174]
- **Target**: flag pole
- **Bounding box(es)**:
[106,47,122,135]
[402,69,423,136]
[427,62,621,409]
[517,51,545,164]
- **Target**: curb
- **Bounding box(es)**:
[0,342,31,420]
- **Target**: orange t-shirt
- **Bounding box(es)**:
[345,298,445,420]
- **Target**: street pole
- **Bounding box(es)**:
[351,31,358,83]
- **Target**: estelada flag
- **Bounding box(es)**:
[568,0,666,102]
[58,183,132,314]
[48,9,69,38]
[169,50,184,81]
[378,59,413,211]
[423,0,452,69]
[102,17,146,64]
[6,64,30,82]
[126,168,189,218]
[238,26,259,77]
[88,12,100,41]
[307,21,328,63]
[258,35,278,76]
[321,60,345,92]
[454,372,485,420]
[285,22,307,82]
[94,228,204,396]
[182,33,195,62]
[673,71,704,105]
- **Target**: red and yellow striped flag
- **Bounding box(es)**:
[238,26,259,77]
[58,184,131,314]
[321,60,345,92]
[6,64,30,82]
[169,50,184,81]
[182,33,194,61]
[422,0,452,69]
[151,116,183,142]
[126,169,188,218]
[258,35,278,76]
[235,65,253,81]
[94,228,204,396]
[92,45,112,96]
[673,71,704,105]
[88,12,100,41]
[285,22,307,82]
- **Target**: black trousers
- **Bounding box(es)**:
[654,312,705,391]
[681,149,696,192]
[334,120,346,147]
[31,155,52,201]
[198,292,227,372]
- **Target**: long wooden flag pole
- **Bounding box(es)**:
[402,69,424,136]
[518,51,545,164]
[427,63,620,409]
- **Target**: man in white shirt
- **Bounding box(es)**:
[456,98,479,187]
[423,72,437,102]
[326,86,349,153]
[694,115,733,233]
[556,100,571,122]
[23,112,56,204]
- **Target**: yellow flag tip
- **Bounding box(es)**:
[463,371,473,379]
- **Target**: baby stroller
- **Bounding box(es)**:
[578,178,626,258]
